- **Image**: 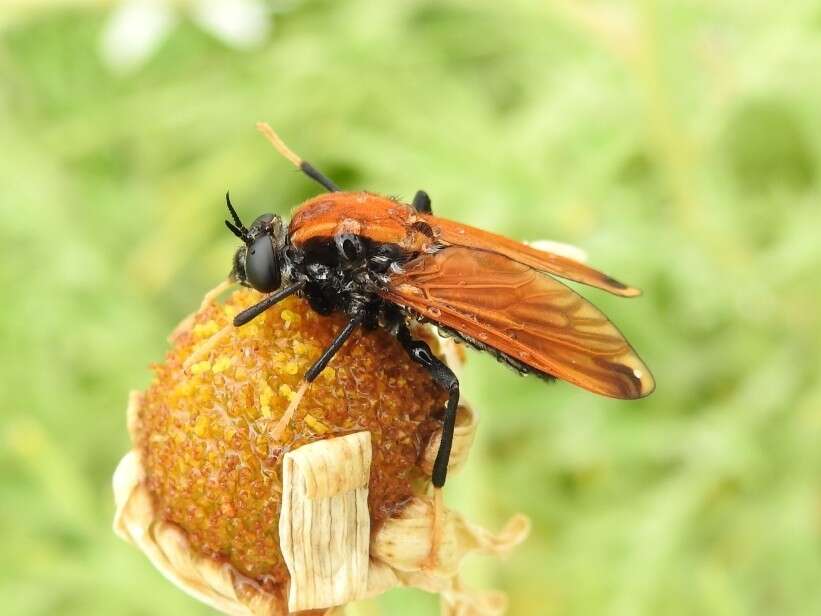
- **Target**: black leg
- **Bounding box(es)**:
[233,280,305,326]
[411,190,432,214]
[304,311,365,382]
[300,161,340,193]
[256,123,340,193]
[397,325,459,487]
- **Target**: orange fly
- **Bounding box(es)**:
[224,123,655,492]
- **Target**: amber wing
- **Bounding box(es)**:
[426,215,642,297]
[383,247,655,399]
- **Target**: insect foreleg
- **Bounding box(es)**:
[411,190,432,214]
[396,324,459,488]
[233,280,306,326]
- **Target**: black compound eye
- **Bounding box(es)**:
[246,236,281,293]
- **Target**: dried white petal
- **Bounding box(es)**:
[280,432,372,612]
[124,390,143,437]
[440,580,508,616]
[363,559,400,598]
[526,239,588,263]
[420,405,476,479]
[371,496,530,578]
[112,449,143,543]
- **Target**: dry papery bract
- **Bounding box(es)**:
[114,284,529,615]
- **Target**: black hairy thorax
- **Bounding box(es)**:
[285,235,415,328]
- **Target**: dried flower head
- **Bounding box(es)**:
[114,284,529,615]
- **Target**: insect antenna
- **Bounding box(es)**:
[224,191,250,243]
[256,122,340,193]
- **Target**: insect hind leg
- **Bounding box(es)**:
[396,325,458,488]
[411,190,432,214]
[256,122,340,193]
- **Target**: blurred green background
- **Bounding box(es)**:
[2,1,821,614]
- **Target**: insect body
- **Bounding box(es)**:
[226,125,655,490]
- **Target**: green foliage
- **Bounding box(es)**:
[2,2,821,614]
